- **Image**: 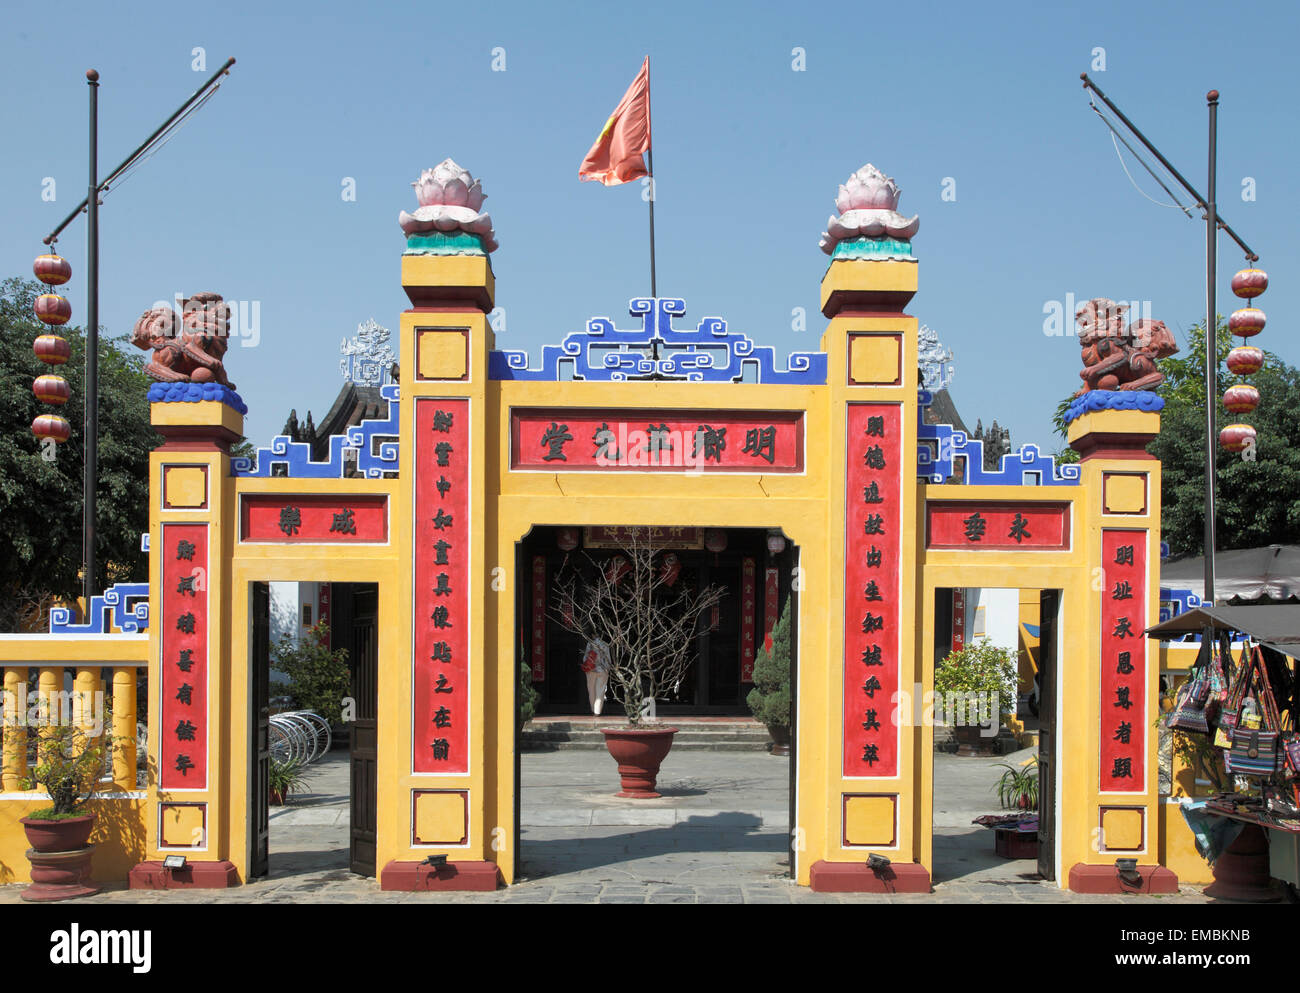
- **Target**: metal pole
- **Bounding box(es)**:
[43,57,236,247]
[84,69,100,610]
[1203,90,1219,606]
[645,56,656,300]
[1079,74,1258,263]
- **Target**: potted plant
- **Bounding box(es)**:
[268,755,311,806]
[747,598,792,755]
[933,638,1017,756]
[553,530,725,797]
[994,760,1039,810]
[17,696,119,901]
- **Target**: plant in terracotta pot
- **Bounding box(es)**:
[16,695,119,901]
[747,598,792,755]
[268,755,312,806]
[933,638,1016,756]
[994,759,1039,810]
[553,529,725,797]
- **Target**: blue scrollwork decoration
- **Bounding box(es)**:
[49,582,150,634]
[917,390,1081,486]
[1158,587,1204,624]
[488,297,827,384]
[232,384,400,478]
[1063,389,1164,426]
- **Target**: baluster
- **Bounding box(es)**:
[112,667,138,792]
[2,667,27,792]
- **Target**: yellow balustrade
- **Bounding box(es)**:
[113,667,138,792]
[36,666,60,765]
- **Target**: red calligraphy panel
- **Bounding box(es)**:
[413,398,470,775]
[160,523,209,790]
[240,494,388,543]
[926,502,1070,550]
[510,408,804,472]
[844,403,902,778]
[1100,529,1147,792]
[531,555,547,682]
[740,558,757,683]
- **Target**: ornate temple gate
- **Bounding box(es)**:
[0,161,1179,894]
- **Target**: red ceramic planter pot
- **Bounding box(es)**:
[600,727,678,798]
[19,814,100,902]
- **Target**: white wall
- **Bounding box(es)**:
[965,587,1020,658]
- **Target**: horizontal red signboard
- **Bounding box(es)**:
[510,408,804,472]
[926,502,1069,550]
[240,494,389,543]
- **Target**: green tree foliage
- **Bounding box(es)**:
[270,621,351,722]
[1052,319,1300,556]
[746,598,791,728]
[0,277,158,630]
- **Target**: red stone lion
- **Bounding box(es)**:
[1075,298,1177,395]
[131,292,236,389]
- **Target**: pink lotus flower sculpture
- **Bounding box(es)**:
[819,164,920,255]
[399,159,498,253]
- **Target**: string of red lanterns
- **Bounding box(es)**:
[31,253,73,444]
[1219,267,1269,453]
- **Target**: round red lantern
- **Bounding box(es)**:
[1222,384,1259,414]
[556,527,579,552]
[1228,307,1266,338]
[33,253,72,286]
[31,414,71,443]
[1226,346,1264,377]
[33,334,71,365]
[1231,268,1268,299]
[704,528,727,553]
[34,293,72,326]
[1219,423,1256,453]
[32,374,70,406]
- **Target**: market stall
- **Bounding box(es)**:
[1147,604,1300,901]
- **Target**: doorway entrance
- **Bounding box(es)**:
[248,581,379,879]
[513,526,800,885]
[929,586,1061,885]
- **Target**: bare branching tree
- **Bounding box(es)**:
[552,530,726,726]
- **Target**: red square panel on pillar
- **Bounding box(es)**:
[160,523,209,791]
[843,403,902,778]
[413,398,470,775]
[1100,529,1146,793]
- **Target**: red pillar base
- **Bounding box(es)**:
[380,860,501,892]
[1068,863,1179,895]
[128,860,240,889]
[809,860,931,893]
[1203,823,1284,903]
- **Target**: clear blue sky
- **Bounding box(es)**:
[4,0,1297,452]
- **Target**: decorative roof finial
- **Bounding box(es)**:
[819,163,919,258]
[399,159,498,254]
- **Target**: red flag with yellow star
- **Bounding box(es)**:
[579,58,651,186]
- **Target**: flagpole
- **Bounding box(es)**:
[645,56,656,299]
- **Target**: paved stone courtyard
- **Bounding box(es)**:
[1,747,1216,904]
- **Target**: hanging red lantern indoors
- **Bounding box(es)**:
[1219,424,1256,453]
[1222,384,1259,414]
[1228,307,1266,338]
[704,528,727,553]
[34,293,72,326]
[1226,345,1264,377]
[31,414,71,443]
[556,527,579,552]
[1231,268,1268,299]
[32,253,72,286]
[32,374,70,406]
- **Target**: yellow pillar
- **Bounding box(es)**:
[808,244,929,891]
[1062,405,1176,893]
[132,395,243,887]
[379,244,500,890]
[2,667,27,792]
[113,667,138,793]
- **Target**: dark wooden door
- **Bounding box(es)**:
[1037,589,1059,881]
[349,586,379,877]
[250,582,270,878]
